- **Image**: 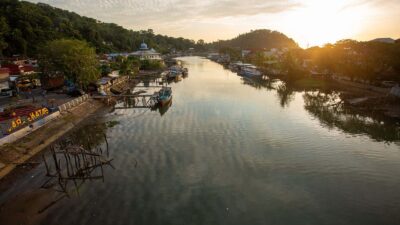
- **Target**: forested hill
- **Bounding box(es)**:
[208,29,299,50]
[0,0,196,57]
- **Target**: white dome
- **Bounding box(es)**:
[140,42,148,50]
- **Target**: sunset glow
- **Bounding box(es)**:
[26,0,400,47]
[278,0,371,47]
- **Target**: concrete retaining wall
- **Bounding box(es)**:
[0,111,61,146]
[0,94,90,146]
[58,94,89,112]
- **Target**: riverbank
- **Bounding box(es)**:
[0,98,105,180]
[252,74,400,120]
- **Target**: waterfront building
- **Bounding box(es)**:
[105,41,162,61]
[0,68,10,91]
[130,42,162,61]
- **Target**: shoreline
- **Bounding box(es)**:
[249,74,400,121]
[0,99,106,180]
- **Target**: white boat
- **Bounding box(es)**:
[239,65,262,77]
[167,65,183,79]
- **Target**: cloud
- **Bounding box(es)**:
[27,0,301,26]
[340,0,399,11]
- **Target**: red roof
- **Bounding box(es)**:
[0,68,10,74]
[0,68,10,80]
[2,64,22,75]
[22,65,34,73]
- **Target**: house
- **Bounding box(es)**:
[207,53,220,61]
[105,53,129,61]
[1,63,35,76]
[241,50,251,58]
[264,48,279,58]
[0,68,9,80]
[108,70,120,78]
[263,48,288,59]
[0,67,10,91]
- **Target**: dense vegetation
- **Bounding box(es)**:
[0,0,196,57]
[39,39,99,88]
[304,40,400,82]
[272,40,400,83]
[233,38,400,83]
[208,29,299,51]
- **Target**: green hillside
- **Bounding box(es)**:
[208,29,299,50]
[0,0,196,56]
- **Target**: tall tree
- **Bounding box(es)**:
[0,16,9,56]
[39,39,100,88]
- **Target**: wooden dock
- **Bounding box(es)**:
[91,94,158,99]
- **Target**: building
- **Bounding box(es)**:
[1,63,35,75]
[130,42,162,61]
[241,50,251,58]
[105,41,162,61]
[0,68,10,91]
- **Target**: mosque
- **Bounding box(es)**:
[129,41,162,61]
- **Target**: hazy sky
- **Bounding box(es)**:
[27,0,400,47]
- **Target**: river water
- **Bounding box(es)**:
[1,57,400,225]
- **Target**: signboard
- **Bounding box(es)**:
[7,108,49,133]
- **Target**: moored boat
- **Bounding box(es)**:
[157,87,172,106]
[239,64,262,77]
[182,68,189,76]
[167,65,183,80]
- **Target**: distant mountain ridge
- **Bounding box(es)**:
[208,29,299,50]
[0,0,196,56]
[370,38,396,44]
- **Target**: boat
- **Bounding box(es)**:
[157,87,172,106]
[182,68,189,77]
[110,87,123,95]
[239,64,262,77]
[175,74,183,82]
[229,61,246,72]
[167,66,183,80]
[160,71,169,79]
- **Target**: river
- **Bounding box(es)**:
[0,56,399,225]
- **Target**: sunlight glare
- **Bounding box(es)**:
[282,0,371,47]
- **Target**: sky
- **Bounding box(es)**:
[27,0,400,47]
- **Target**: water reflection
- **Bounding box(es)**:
[41,122,115,209]
[303,90,400,142]
[0,121,116,225]
[276,83,296,108]
[1,57,400,225]
[152,100,172,116]
[240,73,399,142]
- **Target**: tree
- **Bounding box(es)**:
[0,1,196,56]
[0,16,9,56]
[282,49,306,80]
[197,39,205,45]
[219,47,241,61]
[209,29,299,51]
[39,39,100,88]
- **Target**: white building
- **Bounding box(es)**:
[130,42,162,61]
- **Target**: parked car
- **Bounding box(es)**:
[0,88,14,97]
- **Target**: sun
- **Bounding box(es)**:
[281,0,372,47]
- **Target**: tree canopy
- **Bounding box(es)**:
[304,40,400,82]
[39,39,100,88]
[0,0,196,56]
[208,29,299,51]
